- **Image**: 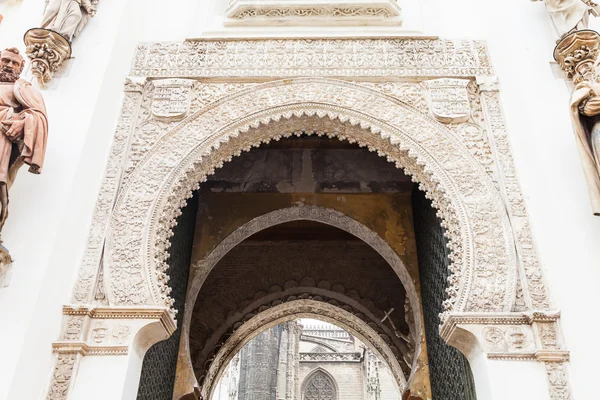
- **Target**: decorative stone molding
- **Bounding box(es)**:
[225,0,402,26]
[130,39,493,79]
[23,28,71,87]
[299,352,362,362]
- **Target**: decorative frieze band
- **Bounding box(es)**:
[440,312,569,363]
[225,0,402,26]
[130,38,493,79]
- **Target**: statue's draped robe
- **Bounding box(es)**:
[544,0,598,37]
[0,80,48,186]
[0,79,48,234]
[41,0,86,41]
[571,81,600,216]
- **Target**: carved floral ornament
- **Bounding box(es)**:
[224,0,402,26]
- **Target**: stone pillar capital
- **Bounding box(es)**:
[554,29,600,83]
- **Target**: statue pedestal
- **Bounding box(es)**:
[0,244,13,288]
[23,28,72,87]
[554,29,600,83]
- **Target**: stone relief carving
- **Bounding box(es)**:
[61,316,85,341]
[151,79,194,121]
[112,324,131,344]
[555,30,600,216]
[424,78,471,124]
[483,326,530,353]
[46,353,77,400]
[545,362,570,399]
[24,0,99,85]
[0,47,49,269]
[225,0,402,26]
[91,322,108,343]
[101,79,516,326]
[130,39,493,79]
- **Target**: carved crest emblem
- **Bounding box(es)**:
[151,79,194,121]
[425,78,471,124]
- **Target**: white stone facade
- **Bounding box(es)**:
[0,1,598,400]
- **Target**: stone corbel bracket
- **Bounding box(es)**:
[45,305,176,399]
[23,28,71,87]
[225,0,402,26]
[554,29,600,84]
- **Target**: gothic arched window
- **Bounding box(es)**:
[303,370,337,400]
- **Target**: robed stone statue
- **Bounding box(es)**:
[534,0,600,36]
[41,0,98,42]
[570,79,600,215]
[0,48,49,241]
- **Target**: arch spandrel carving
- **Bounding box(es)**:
[103,78,517,321]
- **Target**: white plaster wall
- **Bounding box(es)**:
[0,0,597,399]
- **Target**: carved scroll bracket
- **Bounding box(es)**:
[554,29,600,84]
[23,28,71,87]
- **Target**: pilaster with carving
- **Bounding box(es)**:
[44,306,175,400]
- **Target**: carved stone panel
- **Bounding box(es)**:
[425,78,471,124]
[151,79,194,121]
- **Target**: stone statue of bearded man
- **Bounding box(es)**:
[534,0,600,37]
[0,48,49,241]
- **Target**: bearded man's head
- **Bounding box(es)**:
[0,48,25,83]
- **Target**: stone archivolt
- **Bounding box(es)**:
[49,37,567,400]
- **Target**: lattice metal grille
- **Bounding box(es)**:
[136,193,199,400]
[412,189,477,400]
[303,371,336,400]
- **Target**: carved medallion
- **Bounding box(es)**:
[151,79,194,121]
[425,78,471,124]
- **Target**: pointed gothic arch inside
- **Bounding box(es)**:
[302,369,338,400]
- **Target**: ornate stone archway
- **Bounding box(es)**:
[103,78,517,321]
[175,206,422,399]
[200,300,405,400]
[49,38,569,400]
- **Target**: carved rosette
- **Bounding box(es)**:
[554,29,600,84]
[23,28,71,87]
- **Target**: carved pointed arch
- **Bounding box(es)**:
[104,77,517,323]
[302,368,338,400]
